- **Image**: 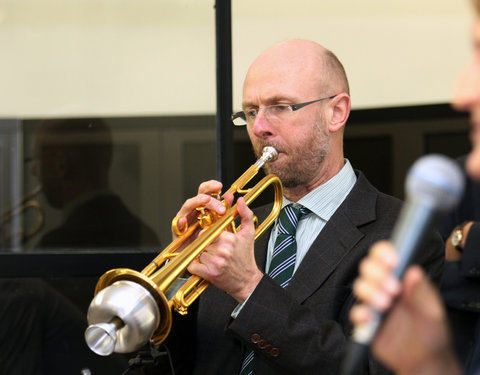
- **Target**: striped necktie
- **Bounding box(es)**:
[239,204,309,375]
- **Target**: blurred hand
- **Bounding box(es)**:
[350,241,461,375]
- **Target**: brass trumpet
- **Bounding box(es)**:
[1,186,44,246]
[85,146,283,356]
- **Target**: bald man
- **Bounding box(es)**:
[173,39,444,375]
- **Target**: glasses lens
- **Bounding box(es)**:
[232,112,247,126]
[266,105,292,120]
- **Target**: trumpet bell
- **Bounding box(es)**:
[85,280,160,355]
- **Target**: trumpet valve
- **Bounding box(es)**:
[196,206,214,228]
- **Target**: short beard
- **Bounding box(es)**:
[253,122,330,188]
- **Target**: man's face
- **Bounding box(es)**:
[452,17,480,179]
[242,54,331,189]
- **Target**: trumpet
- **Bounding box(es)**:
[85,146,283,356]
[1,186,44,246]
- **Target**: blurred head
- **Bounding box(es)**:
[452,0,480,179]
[32,118,112,208]
[242,39,351,195]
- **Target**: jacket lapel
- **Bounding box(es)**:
[252,205,274,272]
[288,171,379,303]
[252,172,380,303]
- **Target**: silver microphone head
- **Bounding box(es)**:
[406,154,465,212]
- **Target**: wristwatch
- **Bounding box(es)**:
[451,221,469,252]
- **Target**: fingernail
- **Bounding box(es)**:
[383,251,397,266]
[374,293,389,310]
[384,277,400,294]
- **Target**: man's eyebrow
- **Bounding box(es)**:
[242,101,256,109]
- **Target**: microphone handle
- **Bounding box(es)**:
[340,202,436,375]
[391,202,435,280]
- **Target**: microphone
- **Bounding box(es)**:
[340,154,465,375]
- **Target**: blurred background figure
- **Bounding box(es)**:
[30,118,160,250]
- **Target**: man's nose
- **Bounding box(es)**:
[250,110,275,138]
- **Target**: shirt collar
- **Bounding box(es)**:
[283,159,357,221]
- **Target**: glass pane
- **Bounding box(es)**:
[231,0,469,110]
[1,116,216,252]
[0,1,216,373]
[0,0,217,253]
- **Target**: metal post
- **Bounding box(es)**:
[215,0,234,186]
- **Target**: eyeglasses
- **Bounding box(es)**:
[231,95,338,126]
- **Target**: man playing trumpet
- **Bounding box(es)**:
[172,39,444,375]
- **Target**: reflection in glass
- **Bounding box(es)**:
[1,118,161,252]
[0,185,44,248]
[31,118,160,251]
[0,116,216,253]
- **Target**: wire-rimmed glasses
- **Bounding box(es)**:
[231,95,338,126]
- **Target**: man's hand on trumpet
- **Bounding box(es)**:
[173,180,228,239]
[174,180,264,304]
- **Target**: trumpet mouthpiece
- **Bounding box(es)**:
[255,146,278,168]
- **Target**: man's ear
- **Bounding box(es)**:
[328,93,351,133]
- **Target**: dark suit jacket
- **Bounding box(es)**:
[437,156,480,373]
[192,171,444,375]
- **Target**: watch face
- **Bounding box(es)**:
[452,230,463,247]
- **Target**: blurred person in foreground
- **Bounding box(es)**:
[350,1,480,373]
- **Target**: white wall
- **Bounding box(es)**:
[232,0,472,110]
[0,0,216,118]
[0,0,472,118]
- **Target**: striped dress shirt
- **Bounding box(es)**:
[266,159,357,274]
[231,159,356,318]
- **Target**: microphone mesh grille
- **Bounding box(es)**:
[406,154,465,212]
